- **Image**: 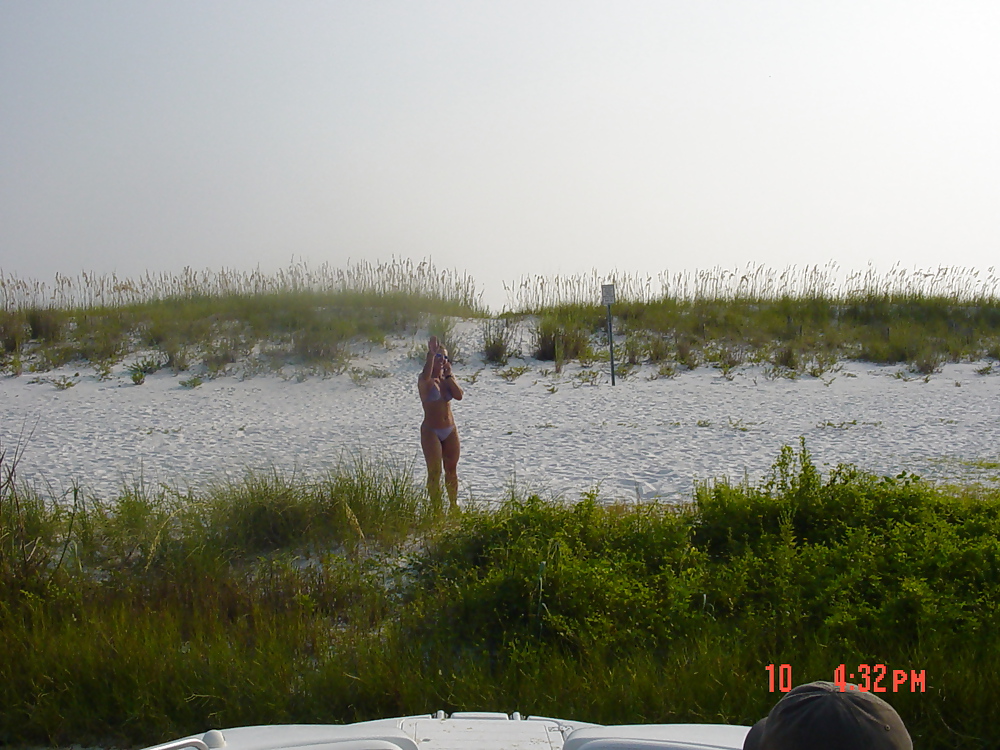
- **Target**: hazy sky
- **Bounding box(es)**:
[2,1,998,309]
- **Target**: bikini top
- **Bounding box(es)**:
[426,381,453,402]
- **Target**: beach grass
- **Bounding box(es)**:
[512,265,1000,374]
[2,442,999,750]
[3,261,1000,378]
[0,259,485,379]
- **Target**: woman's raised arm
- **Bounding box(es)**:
[420,336,439,380]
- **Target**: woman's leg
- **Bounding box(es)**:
[441,429,461,509]
[420,424,444,506]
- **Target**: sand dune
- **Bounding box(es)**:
[2,320,998,503]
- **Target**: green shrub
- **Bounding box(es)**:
[25,308,66,343]
[292,319,351,362]
[0,312,26,353]
[481,317,518,365]
[127,355,163,378]
[644,332,672,363]
[532,315,592,361]
[675,337,701,369]
[31,343,77,370]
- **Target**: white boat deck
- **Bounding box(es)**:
[145,712,751,750]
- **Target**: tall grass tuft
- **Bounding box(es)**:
[532,308,599,362]
[198,455,432,557]
[480,317,519,365]
[0,437,65,595]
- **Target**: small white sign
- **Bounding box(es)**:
[601,283,616,306]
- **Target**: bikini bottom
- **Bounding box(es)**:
[431,425,455,442]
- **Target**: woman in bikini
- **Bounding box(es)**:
[418,336,464,509]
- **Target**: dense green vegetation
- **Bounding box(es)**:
[2,443,998,749]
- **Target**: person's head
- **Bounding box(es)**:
[744,681,911,750]
[432,348,449,376]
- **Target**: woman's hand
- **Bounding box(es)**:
[428,336,439,353]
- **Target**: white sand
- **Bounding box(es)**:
[2,320,999,503]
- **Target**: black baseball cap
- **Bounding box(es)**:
[743,681,912,750]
